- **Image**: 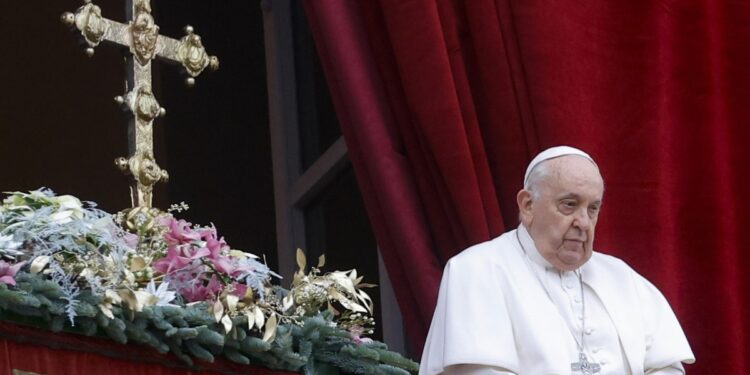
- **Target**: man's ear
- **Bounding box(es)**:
[517,189,534,225]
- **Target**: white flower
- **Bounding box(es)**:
[0,234,24,257]
[146,280,178,307]
[0,234,21,249]
[55,195,83,211]
[47,195,85,224]
[28,189,50,200]
[49,210,74,225]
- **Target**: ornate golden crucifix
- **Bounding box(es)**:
[61,0,219,209]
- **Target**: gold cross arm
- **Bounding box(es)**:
[61,0,219,85]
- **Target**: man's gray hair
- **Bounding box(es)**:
[524,160,553,200]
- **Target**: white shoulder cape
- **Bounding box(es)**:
[420,229,694,375]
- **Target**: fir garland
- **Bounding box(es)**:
[0,272,418,374]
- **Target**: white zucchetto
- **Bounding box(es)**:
[524,146,598,186]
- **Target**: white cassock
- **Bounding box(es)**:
[420,225,695,375]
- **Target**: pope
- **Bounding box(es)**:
[420,146,695,375]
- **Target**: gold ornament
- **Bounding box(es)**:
[62,3,110,49]
[130,1,159,65]
[292,282,329,313]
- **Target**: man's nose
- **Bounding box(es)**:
[573,209,591,230]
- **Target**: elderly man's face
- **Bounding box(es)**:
[517,156,604,271]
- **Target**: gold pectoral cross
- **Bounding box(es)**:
[61,0,219,208]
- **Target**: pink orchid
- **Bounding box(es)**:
[198,225,218,242]
[206,236,228,257]
[153,245,210,274]
[178,273,223,302]
[156,215,174,228]
[196,225,234,275]
[0,261,25,286]
[200,225,229,259]
[123,232,139,249]
[209,255,235,275]
[349,325,373,344]
[163,218,201,246]
[230,282,248,298]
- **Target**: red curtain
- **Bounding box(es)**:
[303,0,750,374]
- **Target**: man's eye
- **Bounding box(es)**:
[560,201,577,209]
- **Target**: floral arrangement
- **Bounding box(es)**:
[0,189,417,374]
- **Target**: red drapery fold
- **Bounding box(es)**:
[303,1,750,373]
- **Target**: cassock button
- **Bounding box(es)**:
[592,347,600,353]
[585,327,594,335]
[565,282,574,289]
[574,296,582,303]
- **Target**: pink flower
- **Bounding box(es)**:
[153,245,210,274]
[349,325,373,344]
[0,261,25,286]
[156,215,173,227]
[197,225,234,275]
[230,282,248,298]
[206,236,228,257]
[123,232,139,249]
[176,273,223,302]
[209,255,235,275]
[163,218,201,246]
[200,225,229,258]
[198,225,219,242]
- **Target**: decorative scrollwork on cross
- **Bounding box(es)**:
[130,0,159,65]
